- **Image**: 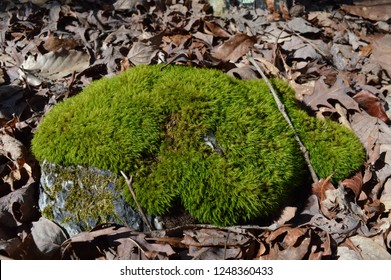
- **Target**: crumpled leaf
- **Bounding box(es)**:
[304,76,360,111]
[212,33,255,62]
[0,133,27,167]
[0,183,40,228]
[307,185,377,244]
[342,172,364,199]
[183,228,255,260]
[62,225,176,260]
[19,49,90,86]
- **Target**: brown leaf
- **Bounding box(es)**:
[43,32,81,52]
[203,20,231,38]
[62,225,176,260]
[341,4,391,21]
[353,90,390,123]
[127,41,159,65]
[312,175,336,202]
[304,76,360,111]
[20,49,90,85]
[370,34,391,76]
[350,110,391,160]
[342,172,364,199]
[212,33,255,62]
[0,133,27,166]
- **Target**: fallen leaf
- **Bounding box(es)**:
[0,133,27,167]
[43,32,81,52]
[353,90,390,123]
[348,235,391,260]
[203,20,231,38]
[287,17,320,34]
[341,4,391,22]
[371,34,391,76]
[342,172,363,199]
[30,217,68,259]
[227,66,258,80]
[127,41,159,65]
[304,76,360,111]
[19,49,90,85]
[350,110,391,159]
[212,33,255,62]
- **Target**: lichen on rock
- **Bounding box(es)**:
[38,160,144,236]
[32,64,365,227]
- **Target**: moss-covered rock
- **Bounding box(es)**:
[32,64,365,226]
[38,160,145,236]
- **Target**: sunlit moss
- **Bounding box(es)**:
[32,64,365,226]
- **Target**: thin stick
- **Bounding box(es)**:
[246,55,319,183]
[120,171,153,232]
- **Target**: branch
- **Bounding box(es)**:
[120,171,153,232]
[246,55,319,183]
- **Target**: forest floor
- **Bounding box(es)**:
[1,0,391,259]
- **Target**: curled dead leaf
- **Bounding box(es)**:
[342,172,364,199]
[353,90,390,123]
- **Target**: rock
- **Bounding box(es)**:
[38,160,147,236]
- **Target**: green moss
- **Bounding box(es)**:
[32,64,365,226]
[40,161,123,229]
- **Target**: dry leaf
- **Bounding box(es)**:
[212,33,255,62]
[20,49,90,85]
[371,34,391,76]
[0,133,27,167]
[353,90,390,123]
[348,235,391,260]
[227,66,258,80]
[43,32,81,52]
[30,217,68,258]
[304,76,360,111]
[203,20,231,38]
[341,4,391,21]
[127,41,159,65]
[342,172,364,199]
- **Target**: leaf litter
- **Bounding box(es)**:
[1,0,391,259]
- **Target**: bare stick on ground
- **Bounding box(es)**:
[246,54,319,183]
[120,171,153,232]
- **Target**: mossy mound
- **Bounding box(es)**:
[31,64,365,226]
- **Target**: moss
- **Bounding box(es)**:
[40,161,123,230]
[31,64,365,226]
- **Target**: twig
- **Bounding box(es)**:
[246,54,319,183]
[120,171,153,232]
